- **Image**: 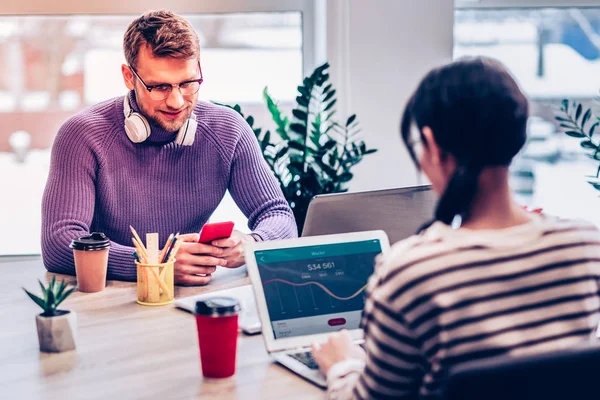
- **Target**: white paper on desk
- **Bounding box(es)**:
[174,284,261,333]
[210,264,248,284]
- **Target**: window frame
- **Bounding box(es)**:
[456,0,600,8]
[1,0,318,76]
[0,0,318,256]
[453,1,600,101]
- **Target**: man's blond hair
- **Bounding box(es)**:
[123,10,200,68]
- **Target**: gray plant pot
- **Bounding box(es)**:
[35,310,77,353]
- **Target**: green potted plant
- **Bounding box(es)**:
[219,62,377,234]
[23,276,77,352]
[554,98,600,190]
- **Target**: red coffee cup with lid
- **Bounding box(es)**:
[195,297,241,379]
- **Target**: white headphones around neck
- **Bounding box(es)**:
[123,96,197,146]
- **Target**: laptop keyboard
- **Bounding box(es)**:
[289,351,319,370]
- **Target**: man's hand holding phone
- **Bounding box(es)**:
[199,221,257,269]
[173,232,227,285]
[210,229,257,269]
[173,222,258,284]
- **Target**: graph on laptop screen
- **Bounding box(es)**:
[254,239,382,339]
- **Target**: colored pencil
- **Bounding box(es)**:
[129,226,147,253]
[159,234,174,263]
[167,239,183,264]
[132,238,148,263]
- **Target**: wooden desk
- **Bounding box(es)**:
[0,257,323,399]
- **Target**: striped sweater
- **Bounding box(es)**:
[328,215,600,399]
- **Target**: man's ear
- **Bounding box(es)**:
[421,126,443,166]
[121,64,135,91]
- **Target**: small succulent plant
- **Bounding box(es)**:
[23,276,75,317]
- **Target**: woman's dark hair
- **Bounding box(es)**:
[401,57,529,229]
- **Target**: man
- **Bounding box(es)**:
[41,10,297,284]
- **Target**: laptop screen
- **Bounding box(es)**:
[254,239,383,339]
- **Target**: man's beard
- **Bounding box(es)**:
[146,111,189,133]
[140,103,191,133]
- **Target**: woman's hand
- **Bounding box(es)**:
[311,330,366,375]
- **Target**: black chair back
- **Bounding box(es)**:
[442,343,600,400]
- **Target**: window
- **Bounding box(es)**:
[0,3,311,256]
[455,2,600,226]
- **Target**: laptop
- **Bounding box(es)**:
[244,230,390,387]
[302,184,437,244]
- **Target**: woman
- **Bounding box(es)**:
[312,57,600,399]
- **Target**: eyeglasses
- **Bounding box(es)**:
[129,61,203,101]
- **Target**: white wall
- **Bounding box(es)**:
[327,0,455,191]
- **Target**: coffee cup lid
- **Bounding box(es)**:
[70,232,110,251]
[195,297,241,317]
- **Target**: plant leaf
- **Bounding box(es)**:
[290,123,306,136]
[559,122,577,130]
[323,89,336,103]
[23,288,46,311]
[46,289,55,312]
[274,145,289,161]
[575,103,583,121]
[320,163,338,179]
[324,99,337,112]
[339,172,353,182]
[581,140,597,149]
[588,152,600,161]
[346,115,357,127]
[47,276,56,299]
[264,87,290,141]
[38,280,47,298]
[297,85,310,98]
[54,279,67,298]
[590,122,599,138]
[288,141,305,152]
[582,108,592,128]
[296,95,309,107]
[261,131,271,153]
[565,131,586,138]
[325,110,338,123]
[56,287,76,307]
[314,62,330,75]
[292,109,308,121]
[322,140,337,152]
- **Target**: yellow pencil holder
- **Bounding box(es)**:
[135,260,175,306]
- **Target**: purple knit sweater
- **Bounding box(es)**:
[42,92,297,281]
